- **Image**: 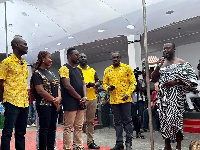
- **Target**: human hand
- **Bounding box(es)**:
[164,80,179,88]
[108,85,115,91]
[79,97,86,108]
[86,82,95,88]
[53,97,62,105]
[122,94,129,101]
[157,57,166,68]
[54,103,60,111]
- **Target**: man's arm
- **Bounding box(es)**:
[102,69,109,91]
[0,79,4,102]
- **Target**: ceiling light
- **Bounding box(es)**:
[127,25,135,29]
[68,36,73,39]
[57,43,61,45]
[9,0,14,4]
[48,35,52,37]
[45,48,48,50]
[35,23,39,27]
[166,10,174,14]
[98,30,105,33]
[62,49,65,51]
[22,12,28,16]
[32,33,35,35]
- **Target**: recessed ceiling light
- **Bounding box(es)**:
[166,10,174,14]
[57,43,61,45]
[68,36,73,39]
[62,49,65,51]
[45,48,48,50]
[98,30,105,33]
[22,12,28,16]
[9,0,14,4]
[32,33,35,35]
[127,25,135,29]
[35,23,39,27]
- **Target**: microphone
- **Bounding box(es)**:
[162,54,167,59]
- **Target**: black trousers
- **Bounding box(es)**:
[131,103,140,134]
[1,102,28,150]
[36,105,58,150]
[112,102,133,146]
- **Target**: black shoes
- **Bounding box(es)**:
[88,142,100,149]
[136,132,145,139]
[110,144,124,150]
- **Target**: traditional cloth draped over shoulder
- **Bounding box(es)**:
[157,62,197,141]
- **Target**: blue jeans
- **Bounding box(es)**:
[143,107,160,130]
[111,102,133,146]
[1,102,29,150]
[27,103,35,125]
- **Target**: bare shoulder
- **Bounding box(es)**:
[175,57,186,64]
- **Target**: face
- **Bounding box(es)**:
[16,39,28,55]
[79,53,87,65]
[42,53,52,68]
[111,53,121,66]
[163,43,175,59]
[70,50,80,64]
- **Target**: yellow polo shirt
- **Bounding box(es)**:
[103,62,136,104]
[0,54,29,107]
[77,65,98,100]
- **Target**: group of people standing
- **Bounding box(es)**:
[0,36,198,150]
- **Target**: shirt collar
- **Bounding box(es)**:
[77,65,90,70]
[10,53,26,64]
[111,62,122,69]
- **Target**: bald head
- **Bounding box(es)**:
[11,37,25,49]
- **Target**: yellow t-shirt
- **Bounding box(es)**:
[77,65,98,100]
[103,62,136,104]
[0,54,29,107]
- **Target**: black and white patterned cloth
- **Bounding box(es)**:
[157,62,197,141]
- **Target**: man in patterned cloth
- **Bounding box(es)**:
[103,52,137,150]
[151,43,197,150]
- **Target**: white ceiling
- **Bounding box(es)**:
[0,0,200,64]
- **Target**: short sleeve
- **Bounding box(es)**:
[32,72,43,86]
[58,66,69,78]
[0,60,8,80]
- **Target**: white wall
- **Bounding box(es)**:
[89,57,129,81]
[143,42,200,74]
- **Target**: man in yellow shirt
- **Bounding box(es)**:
[103,52,136,150]
[0,36,29,150]
[78,53,100,149]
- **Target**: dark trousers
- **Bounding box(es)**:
[36,105,58,150]
[143,107,160,130]
[112,102,133,146]
[131,103,140,134]
[101,103,111,127]
[58,105,63,124]
[1,102,29,150]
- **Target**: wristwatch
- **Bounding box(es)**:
[83,97,87,100]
